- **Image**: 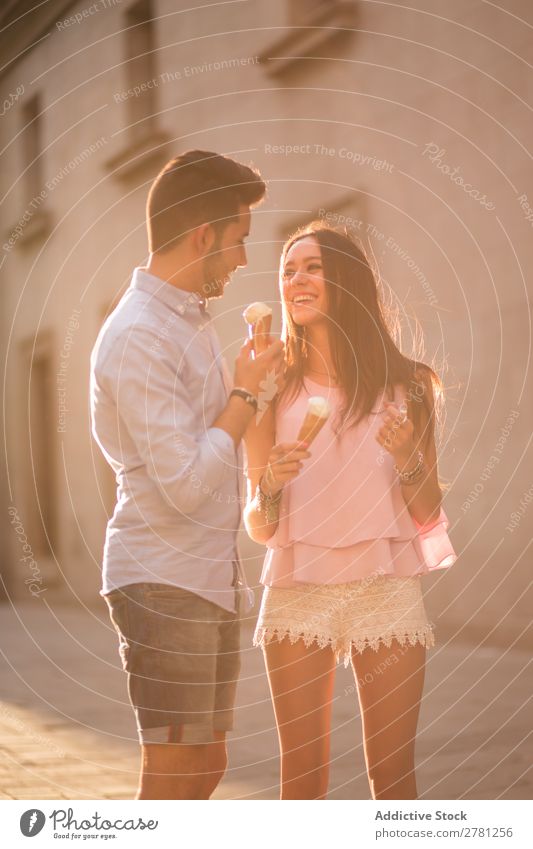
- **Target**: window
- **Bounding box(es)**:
[288,0,330,24]
[22,335,58,563]
[105,0,170,177]
[21,93,43,201]
[259,1,356,77]
[15,91,52,245]
[279,190,367,241]
[125,0,156,139]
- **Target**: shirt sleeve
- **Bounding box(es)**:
[102,326,236,515]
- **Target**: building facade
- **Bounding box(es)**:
[0,0,531,647]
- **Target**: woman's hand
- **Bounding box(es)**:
[375,401,417,467]
[261,441,311,495]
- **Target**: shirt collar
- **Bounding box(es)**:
[131,267,209,317]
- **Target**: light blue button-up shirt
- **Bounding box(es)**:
[90,268,254,613]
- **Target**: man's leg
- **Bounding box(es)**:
[204,730,229,798]
[105,583,237,800]
[136,731,228,800]
[137,742,207,800]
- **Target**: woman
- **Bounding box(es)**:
[244,223,457,800]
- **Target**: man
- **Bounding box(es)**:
[90,150,283,800]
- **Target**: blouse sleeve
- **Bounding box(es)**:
[412,507,457,571]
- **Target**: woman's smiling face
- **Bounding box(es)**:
[281,236,329,327]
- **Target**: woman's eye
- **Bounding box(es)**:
[282,264,321,279]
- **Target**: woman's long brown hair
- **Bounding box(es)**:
[278,222,445,461]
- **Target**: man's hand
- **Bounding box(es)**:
[213,339,285,450]
[234,338,285,398]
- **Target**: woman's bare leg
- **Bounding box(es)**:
[263,635,337,799]
[351,639,426,799]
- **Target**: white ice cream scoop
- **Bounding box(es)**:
[242,302,273,324]
[306,396,331,418]
[297,396,331,443]
[242,301,273,356]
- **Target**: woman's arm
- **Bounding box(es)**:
[243,403,278,544]
[397,425,442,527]
[243,402,311,544]
[377,370,442,527]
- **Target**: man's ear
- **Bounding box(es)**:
[192,222,216,257]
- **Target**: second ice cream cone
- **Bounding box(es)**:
[297,396,331,444]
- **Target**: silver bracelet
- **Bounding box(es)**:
[394,450,425,485]
[255,475,282,523]
[399,467,426,486]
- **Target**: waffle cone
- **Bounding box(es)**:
[297,411,328,444]
[249,313,272,355]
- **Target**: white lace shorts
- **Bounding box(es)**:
[253,575,435,668]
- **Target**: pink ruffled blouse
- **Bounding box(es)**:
[260,378,457,587]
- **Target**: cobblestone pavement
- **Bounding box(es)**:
[0,600,531,800]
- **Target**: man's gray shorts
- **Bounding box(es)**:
[104,579,241,745]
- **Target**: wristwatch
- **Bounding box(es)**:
[230,387,258,412]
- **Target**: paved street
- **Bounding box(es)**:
[0,599,531,800]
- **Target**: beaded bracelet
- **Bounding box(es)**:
[255,475,283,524]
[399,466,426,486]
[394,450,426,485]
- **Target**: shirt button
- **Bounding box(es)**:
[177,305,185,315]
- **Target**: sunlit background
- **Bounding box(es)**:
[0,0,531,800]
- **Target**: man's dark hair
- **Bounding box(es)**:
[147,149,266,252]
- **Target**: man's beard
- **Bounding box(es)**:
[202,233,226,300]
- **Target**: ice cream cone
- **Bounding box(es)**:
[243,302,273,357]
[297,396,331,444]
[251,312,272,355]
